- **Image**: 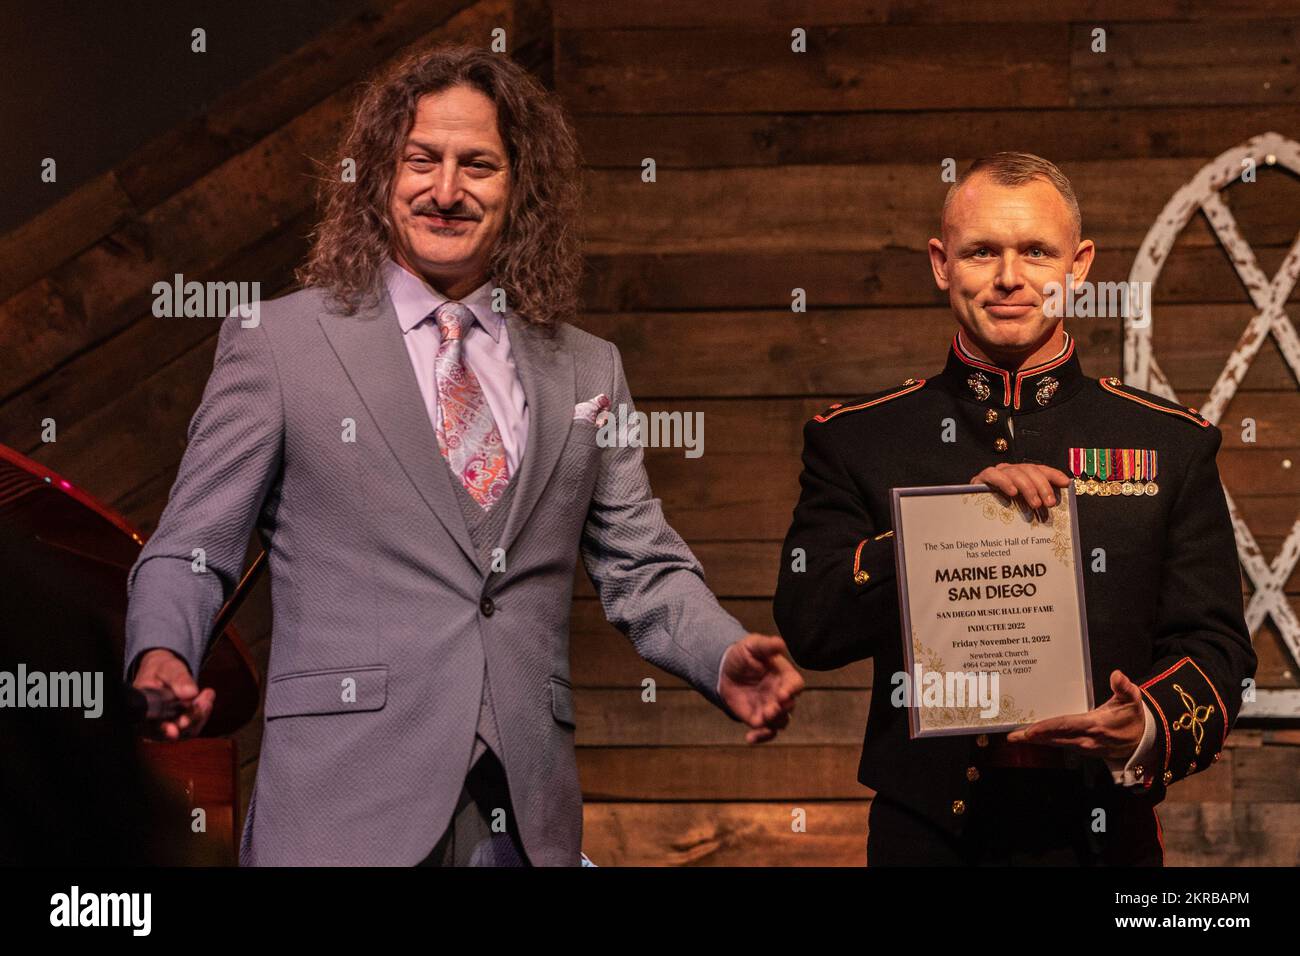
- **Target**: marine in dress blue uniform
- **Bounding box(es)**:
[773,329,1257,865]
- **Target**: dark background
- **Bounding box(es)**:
[0,0,371,231]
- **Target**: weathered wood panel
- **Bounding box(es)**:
[553,0,1295,30]
[557,23,1071,114]
[573,688,869,746]
[582,801,869,867]
[575,107,1300,168]
[1070,21,1300,109]
[577,161,1298,254]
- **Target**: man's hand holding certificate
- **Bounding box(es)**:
[975,464,1147,762]
[890,463,1100,739]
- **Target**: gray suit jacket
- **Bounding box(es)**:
[123,282,745,865]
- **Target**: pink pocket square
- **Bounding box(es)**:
[573,393,611,425]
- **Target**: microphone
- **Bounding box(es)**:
[125,686,187,723]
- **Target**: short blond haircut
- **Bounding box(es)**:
[942,152,1081,246]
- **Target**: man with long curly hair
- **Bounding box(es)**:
[123,45,803,867]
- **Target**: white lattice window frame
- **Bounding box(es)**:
[1126,131,1300,722]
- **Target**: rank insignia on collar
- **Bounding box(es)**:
[1068,447,1159,496]
[967,371,991,401]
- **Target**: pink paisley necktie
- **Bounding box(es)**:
[431,301,510,509]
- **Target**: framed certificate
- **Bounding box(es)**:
[889,482,1094,738]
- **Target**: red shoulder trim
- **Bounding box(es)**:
[813,379,927,422]
[1098,377,1210,427]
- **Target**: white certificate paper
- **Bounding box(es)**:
[889,483,1094,738]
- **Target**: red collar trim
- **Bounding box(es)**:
[952,331,1074,409]
[952,332,1012,406]
[1013,334,1075,409]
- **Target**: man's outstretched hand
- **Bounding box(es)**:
[1006,669,1146,761]
[719,634,805,744]
[132,648,216,741]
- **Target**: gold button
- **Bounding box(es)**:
[1133,765,1144,779]
[985,408,998,424]
[966,766,980,782]
[975,734,989,747]
[1162,770,1173,785]
[1187,761,1198,775]
[1212,752,1220,763]
[951,800,966,816]
[854,571,870,584]
[994,438,1008,452]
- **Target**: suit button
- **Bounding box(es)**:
[975,734,989,747]
[985,409,998,424]
[480,597,495,617]
[966,766,980,782]
[1162,770,1173,785]
[854,571,870,584]
[952,800,966,816]
[994,437,1008,452]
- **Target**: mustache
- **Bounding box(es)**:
[411,202,480,221]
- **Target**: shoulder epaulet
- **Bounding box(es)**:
[1097,376,1210,428]
[813,378,927,423]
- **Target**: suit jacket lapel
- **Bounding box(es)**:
[497,314,574,561]
[316,287,479,572]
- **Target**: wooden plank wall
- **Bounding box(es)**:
[556,0,1300,866]
[1,0,1297,866]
